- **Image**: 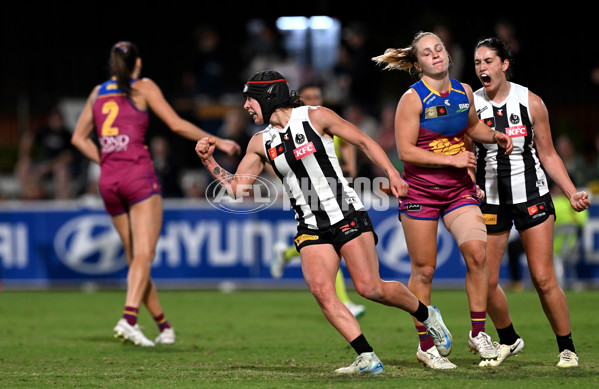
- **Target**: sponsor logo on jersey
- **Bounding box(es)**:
[506,125,528,137]
[293,141,316,160]
[480,117,495,128]
[425,106,448,119]
[339,220,358,235]
[483,213,498,225]
[268,142,286,160]
[404,203,422,212]
[456,103,470,113]
[100,135,130,153]
[294,234,319,246]
[528,202,546,217]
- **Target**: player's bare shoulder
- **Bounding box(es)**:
[247,131,268,160]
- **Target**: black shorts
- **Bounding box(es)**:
[481,192,555,233]
[293,211,378,253]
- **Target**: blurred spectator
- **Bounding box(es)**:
[433,24,465,80]
[342,103,380,140]
[297,83,324,106]
[342,103,381,180]
[242,19,287,80]
[376,102,402,172]
[325,42,354,110]
[550,180,589,289]
[150,136,183,198]
[191,24,225,103]
[506,230,525,291]
[341,22,381,114]
[15,107,76,199]
[555,134,589,187]
[215,107,253,172]
[171,71,202,125]
[494,18,530,86]
[180,169,209,198]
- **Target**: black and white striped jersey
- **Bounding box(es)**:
[473,82,549,205]
[261,106,364,229]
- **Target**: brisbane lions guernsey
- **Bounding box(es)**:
[404,78,474,189]
[92,78,152,173]
[473,82,548,205]
[262,106,365,230]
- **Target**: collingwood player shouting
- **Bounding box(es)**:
[472,37,590,368]
[195,70,454,375]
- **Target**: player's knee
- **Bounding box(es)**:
[488,275,500,291]
[463,246,486,270]
[531,273,559,295]
[411,265,436,285]
[354,279,384,301]
[308,282,335,305]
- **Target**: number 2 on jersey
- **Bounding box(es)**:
[101,101,119,136]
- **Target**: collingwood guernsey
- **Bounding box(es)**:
[473,82,549,205]
[261,106,364,229]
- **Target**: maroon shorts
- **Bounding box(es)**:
[399,182,479,220]
[99,169,162,216]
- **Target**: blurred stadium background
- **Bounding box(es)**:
[1,3,598,290]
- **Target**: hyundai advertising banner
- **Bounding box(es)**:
[1,199,598,288]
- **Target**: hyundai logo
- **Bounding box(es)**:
[54,214,127,275]
[375,215,453,274]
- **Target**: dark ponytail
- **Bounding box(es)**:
[109,41,140,94]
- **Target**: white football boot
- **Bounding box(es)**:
[468,331,499,360]
[334,352,384,375]
[344,301,366,319]
[270,241,289,279]
[155,328,176,345]
[422,306,453,357]
[417,345,457,370]
[479,338,524,366]
[557,349,578,368]
[113,318,155,347]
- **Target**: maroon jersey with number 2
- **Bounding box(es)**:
[92,78,161,215]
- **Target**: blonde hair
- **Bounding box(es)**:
[372,32,445,75]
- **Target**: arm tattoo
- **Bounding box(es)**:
[213,166,221,175]
[221,170,234,183]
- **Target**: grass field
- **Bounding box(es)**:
[0,287,597,388]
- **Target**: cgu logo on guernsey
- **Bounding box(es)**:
[205,174,279,214]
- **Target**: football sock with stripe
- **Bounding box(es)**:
[123,306,139,326]
[153,313,172,332]
[470,311,486,337]
[416,324,435,351]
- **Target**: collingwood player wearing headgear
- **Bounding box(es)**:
[195,70,454,375]
[472,37,590,368]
